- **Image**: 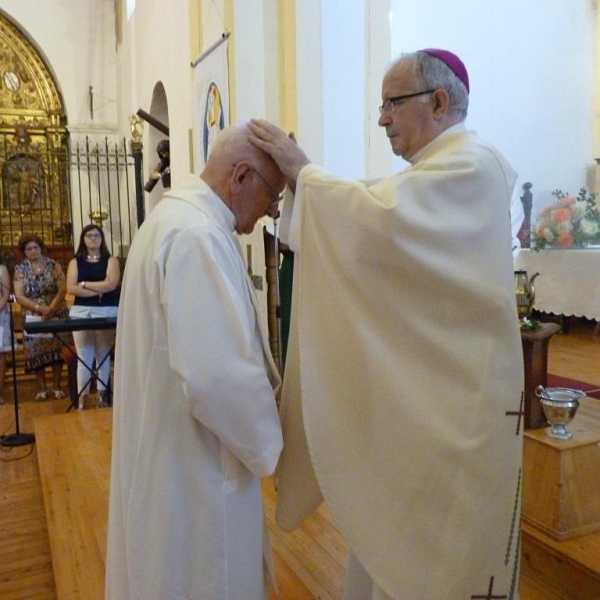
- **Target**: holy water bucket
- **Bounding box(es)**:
[535,385,586,441]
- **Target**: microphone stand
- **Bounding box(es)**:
[1,284,35,447]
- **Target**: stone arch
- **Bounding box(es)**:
[145,82,170,213]
[0,10,71,270]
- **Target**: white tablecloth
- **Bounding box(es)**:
[514,249,600,320]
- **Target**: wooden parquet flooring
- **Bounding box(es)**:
[0,383,65,600]
[35,409,111,600]
[1,317,600,599]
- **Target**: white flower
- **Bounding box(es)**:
[533,187,600,250]
[542,229,555,242]
[555,220,574,234]
[570,202,585,221]
[580,218,600,236]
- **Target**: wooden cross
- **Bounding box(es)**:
[505,392,524,435]
[471,576,507,600]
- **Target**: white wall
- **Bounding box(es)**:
[322,0,366,178]
[0,0,118,132]
[4,0,598,233]
[390,0,595,219]
[121,1,193,188]
[298,0,596,219]
[233,0,279,123]
[296,0,325,166]
[365,0,393,179]
[122,0,283,329]
[298,0,390,180]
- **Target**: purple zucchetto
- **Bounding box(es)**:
[421,48,469,93]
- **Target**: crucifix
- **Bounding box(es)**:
[505,392,525,435]
[471,575,508,600]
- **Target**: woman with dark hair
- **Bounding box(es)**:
[66,224,120,409]
[14,234,71,400]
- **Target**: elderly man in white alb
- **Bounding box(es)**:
[249,49,523,600]
[106,122,285,600]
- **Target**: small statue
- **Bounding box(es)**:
[14,124,30,146]
[518,182,533,248]
[129,114,143,143]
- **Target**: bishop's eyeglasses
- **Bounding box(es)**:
[378,89,436,115]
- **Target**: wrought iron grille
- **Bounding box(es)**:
[69,136,138,264]
[0,133,139,273]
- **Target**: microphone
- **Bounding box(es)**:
[0,276,35,446]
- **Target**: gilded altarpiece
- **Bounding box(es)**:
[0,12,72,269]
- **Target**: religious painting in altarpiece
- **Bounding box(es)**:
[0,11,72,272]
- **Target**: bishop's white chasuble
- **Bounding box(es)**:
[276,127,523,600]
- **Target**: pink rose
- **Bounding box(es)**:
[557,231,574,247]
[558,196,576,206]
[551,208,572,224]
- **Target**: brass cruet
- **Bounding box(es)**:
[515,270,539,319]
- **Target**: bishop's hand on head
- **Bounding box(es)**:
[248,119,310,184]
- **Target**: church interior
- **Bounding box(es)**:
[0,0,599,598]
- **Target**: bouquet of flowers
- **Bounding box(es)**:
[532,187,600,250]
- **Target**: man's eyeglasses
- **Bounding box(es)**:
[378,89,436,115]
[251,167,285,204]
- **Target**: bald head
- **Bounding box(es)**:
[201,121,285,234]
[206,122,271,169]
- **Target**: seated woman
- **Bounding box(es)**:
[14,234,72,400]
[66,224,120,409]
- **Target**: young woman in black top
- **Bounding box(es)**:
[66,224,120,409]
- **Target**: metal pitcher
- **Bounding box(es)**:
[515,270,539,319]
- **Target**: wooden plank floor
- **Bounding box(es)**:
[31,406,594,600]
[32,405,347,600]
[0,383,65,600]
[1,316,600,599]
[263,479,347,600]
[35,409,111,600]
